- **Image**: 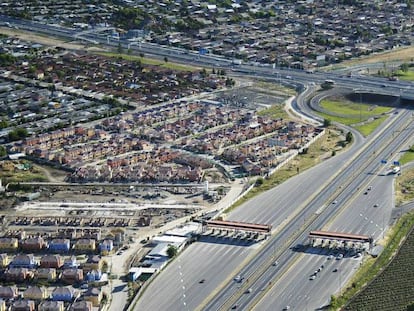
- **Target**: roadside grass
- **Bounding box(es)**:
[331,211,414,310]
[96,51,201,71]
[395,167,414,206]
[398,149,414,165]
[320,100,391,117]
[317,112,362,126]
[317,99,391,136]
[395,69,414,81]
[354,116,388,136]
[225,128,346,213]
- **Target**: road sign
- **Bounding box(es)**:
[381,159,387,164]
[393,161,400,166]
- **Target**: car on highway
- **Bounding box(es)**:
[374,203,379,207]
[327,254,334,260]
[309,275,316,280]
[199,279,205,284]
[246,288,252,294]
[332,200,338,204]
[234,275,242,282]
[272,261,279,266]
[332,268,338,272]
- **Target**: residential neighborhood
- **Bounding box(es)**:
[1,0,413,68]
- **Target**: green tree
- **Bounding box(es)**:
[323,119,331,127]
[346,131,353,143]
[0,145,6,157]
[167,245,178,258]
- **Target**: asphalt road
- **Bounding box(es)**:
[133,237,259,311]
[254,168,396,311]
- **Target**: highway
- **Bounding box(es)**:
[2,15,414,311]
[215,109,414,311]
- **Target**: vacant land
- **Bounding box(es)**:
[343,220,414,311]
[395,167,414,206]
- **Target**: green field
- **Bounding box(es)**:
[320,99,391,118]
[398,149,414,165]
[318,99,392,136]
[396,69,414,81]
[341,214,414,311]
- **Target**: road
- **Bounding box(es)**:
[254,167,397,310]
[2,15,414,311]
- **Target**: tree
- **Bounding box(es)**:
[0,145,6,157]
[164,56,168,63]
[323,119,331,127]
[255,177,264,187]
[346,131,353,143]
[167,245,178,258]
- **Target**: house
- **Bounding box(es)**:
[4,268,32,282]
[74,239,96,252]
[84,287,103,307]
[83,255,103,271]
[0,254,9,268]
[0,286,18,299]
[48,239,70,252]
[63,256,78,269]
[51,287,75,302]
[99,240,113,255]
[36,268,57,281]
[38,300,64,311]
[11,254,36,268]
[23,286,49,300]
[40,255,63,268]
[61,268,84,284]
[69,301,93,311]
[20,236,46,251]
[0,237,18,250]
[11,299,35,311]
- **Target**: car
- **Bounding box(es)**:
[309,275,316,280]
[320,264,324,269]
[332,268,338,272]
[246,288,252,293]
[336,254,343,260]
[199,279,205,284]
[283,306,291,310]
[364,191,368,195]
[374,203,379,207]
[327,254,334,260]
[232,304,238,309]
[234,275,242,282]
[332,200,338,204]
[272,261,279,266]
[368,186,372,190]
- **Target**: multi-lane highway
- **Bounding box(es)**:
[2,15,414,311]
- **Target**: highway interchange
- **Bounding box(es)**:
[2,16,414,311]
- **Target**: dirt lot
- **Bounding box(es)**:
[0,26,105,51]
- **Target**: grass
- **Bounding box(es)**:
[96,51,201,72]
[257,104,289,120]
[398,150,414,165]
[320,100,391,118]
[317,98,392,136]
[225,128,347,213]
[395,69,414,81]
[354,116,388,136]
[333,212,414,311]
[395,167,414,206]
